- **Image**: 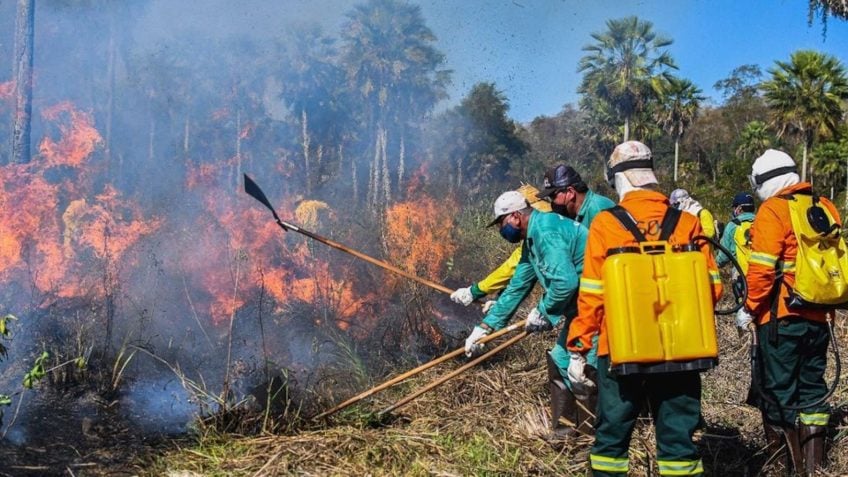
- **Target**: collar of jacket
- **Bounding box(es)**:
[620,189,668,207]
[775,182,813,197]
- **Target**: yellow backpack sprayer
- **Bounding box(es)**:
[747,192,843,411]
[601,205,747,375]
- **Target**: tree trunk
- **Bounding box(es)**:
[105,10,116,168]
[802,135,809,182]
[397,135,405,199]
[235,109,242,191]
[301,109,311,195]
[183,113,190,157]
[673,137,680,183]
[368,146,377,213]
[623,116,630,142]
[148,113,155,165]
[381,128,390,208]
[11,0,35,164]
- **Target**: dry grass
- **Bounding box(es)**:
[146,309,848,477]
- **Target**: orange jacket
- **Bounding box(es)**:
[567,190,722,356]
[744,182,838,324]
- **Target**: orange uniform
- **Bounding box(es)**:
[745,182,838,324]
[567,190,723,356]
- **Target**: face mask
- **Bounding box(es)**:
[551,202,570,217]
[499,222,522,243]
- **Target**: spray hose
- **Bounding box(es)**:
[692,234,746,315]
[693,234,841,410]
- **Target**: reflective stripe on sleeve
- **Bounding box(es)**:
[799,412,829,426]
[590,454,629,473]
[657,459,704,475]
[579,277,604,295]
[749,252,778,268]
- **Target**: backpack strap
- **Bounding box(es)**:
[731,218,742,226]
[607,205,681,243]
[607,206,647,243]
[658,207,682,241]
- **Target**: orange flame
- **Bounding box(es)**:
[0,102,158,300]
[38,102,103,168]
[385,196,457,287]
[182,166,373,327]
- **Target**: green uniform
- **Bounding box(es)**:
[716,211,754,267]
[547,190,613,383]
[755,318,830,428]
[482,210,587,330]
[482,210,590,389]
[592,356,704,476]
[575,189,616,227]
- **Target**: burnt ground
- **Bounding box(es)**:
[0,382,188,477]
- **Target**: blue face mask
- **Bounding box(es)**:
[499,222,522,243]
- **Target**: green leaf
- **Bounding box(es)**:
[0,314,17,337]
[0,395,11,407]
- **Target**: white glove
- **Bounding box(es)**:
[735,309,754,331]
[481,300,497,314]
[451,286,474,306]
[524,308,552,333]
[464,325,489,357]
[567,352,596,399]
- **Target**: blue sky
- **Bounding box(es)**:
[419,0,848,122]
[141,0,848,123]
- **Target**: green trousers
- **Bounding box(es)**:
[754,317,830,428]
[589,355,703,476]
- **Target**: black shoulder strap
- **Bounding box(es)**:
[658,207,681,241]
[731,218,742,226]
[607,206,647,243]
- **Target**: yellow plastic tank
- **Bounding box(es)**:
[602,241,718,369]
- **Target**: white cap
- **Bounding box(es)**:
[488,190,528,227]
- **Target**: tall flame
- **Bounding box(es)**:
[0,102,159,301]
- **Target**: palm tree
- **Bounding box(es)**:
[578,16,677,142]
[736,120,774,162]
[761,50,848,181]
[340,0,449,209]
[808,0,848,22]
[655,76,704,183]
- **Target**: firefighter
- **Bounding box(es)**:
[450,186,550,311]
[735,149,836,475]
[535,164,616,225]
[463,189,593,436]
[534,163,614,436]
[567,141,722,476]
[670,188,718,240]
[716,192,756,277]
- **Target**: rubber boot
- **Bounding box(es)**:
[800,425,826,476]
[782,427,804,475]
[761,419,789,474]
[547,351,578,438]
[576,387,597,436]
